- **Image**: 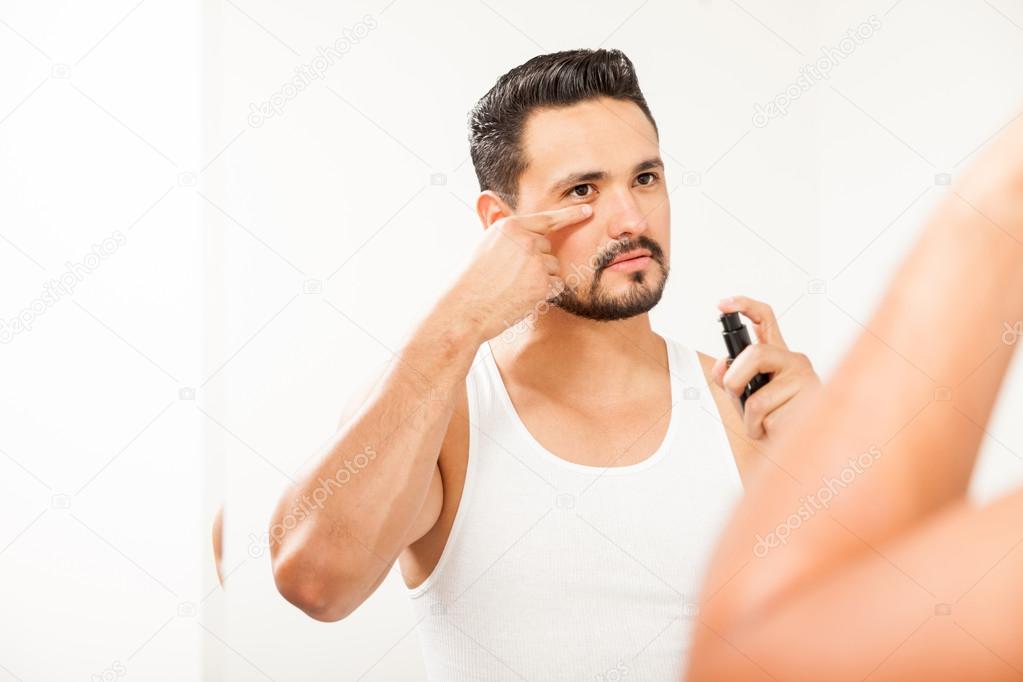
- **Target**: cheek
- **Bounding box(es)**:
[549,235,601,281]
[643,198,671,254]
[644,192,670,224]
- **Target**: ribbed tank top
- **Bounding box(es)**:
[408,335,744,680]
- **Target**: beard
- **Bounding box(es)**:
[549,235,669,322]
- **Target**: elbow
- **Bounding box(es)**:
[267,490,373,622]
[272,531,368,625]
[271,551,362,622]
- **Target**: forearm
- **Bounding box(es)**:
[270,293,481,616]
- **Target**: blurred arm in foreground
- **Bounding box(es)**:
[688,112,1023,682]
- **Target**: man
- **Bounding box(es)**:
[270,48,820,679]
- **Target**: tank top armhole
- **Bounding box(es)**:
[407,354,483,599]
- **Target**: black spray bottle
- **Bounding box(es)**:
[719,311,771,411]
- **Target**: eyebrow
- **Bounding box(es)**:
[548,157,665,196]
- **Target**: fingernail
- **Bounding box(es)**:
[580,205,592,216]
[719,296,733,305]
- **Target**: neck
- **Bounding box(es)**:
[488,307,666,400]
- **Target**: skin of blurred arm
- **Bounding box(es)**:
[687,114,1023,681]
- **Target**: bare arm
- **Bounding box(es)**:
[689,114,1023,680]
[270,298,478,621]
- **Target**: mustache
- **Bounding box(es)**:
[596,235,665,270]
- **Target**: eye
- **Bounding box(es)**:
[567,183,596,199]
[636,172,659,186]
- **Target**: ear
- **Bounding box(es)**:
[476,190,513,230]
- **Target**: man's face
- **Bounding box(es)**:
[514,96,671,321]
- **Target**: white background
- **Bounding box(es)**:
[2,0,1023,680]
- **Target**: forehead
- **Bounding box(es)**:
[518,97,660,193]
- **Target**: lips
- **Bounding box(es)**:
[608,248,652,267]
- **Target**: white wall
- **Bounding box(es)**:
[0,0,206,680]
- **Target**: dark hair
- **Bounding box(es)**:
[468,48,658,210]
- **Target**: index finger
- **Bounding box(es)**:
[515,204,592,234]
[723,344,788,392]
[718,295,788,349]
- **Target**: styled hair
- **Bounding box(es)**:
[468,48,658,209]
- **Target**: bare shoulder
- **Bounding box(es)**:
[695,349,760,486]
[694,349,731,417]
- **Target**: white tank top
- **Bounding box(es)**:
[408,335,744,680]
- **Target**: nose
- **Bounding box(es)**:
[604,186,649,241]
